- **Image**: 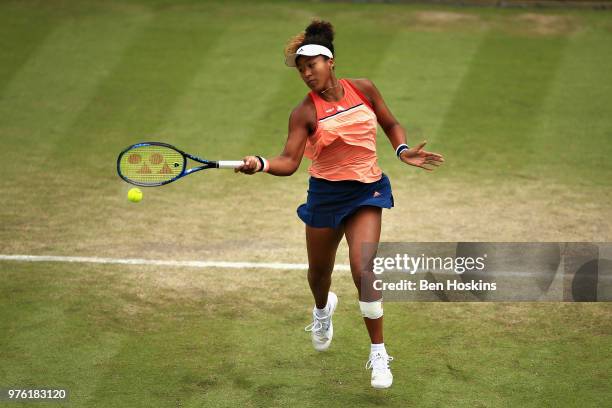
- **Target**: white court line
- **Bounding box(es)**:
[0,254,351,271]
[3,255,608,280]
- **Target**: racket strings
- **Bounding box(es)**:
[119,145,184,185]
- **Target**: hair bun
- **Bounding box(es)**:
[305,20,334,43]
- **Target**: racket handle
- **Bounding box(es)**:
[217,160,245,169]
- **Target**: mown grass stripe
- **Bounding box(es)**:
[528,26,612,186]
[0,4,58,97]
[51,10,229,172]
[436,31,568,181]
[0,13,152,161]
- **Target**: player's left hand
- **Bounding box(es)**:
[399,141,444,171]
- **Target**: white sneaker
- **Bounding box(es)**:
[304,292,338,351]
[366,352,394,389]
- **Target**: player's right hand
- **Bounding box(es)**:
[235,155,260,175]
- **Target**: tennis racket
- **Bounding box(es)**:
[117,142,244,187]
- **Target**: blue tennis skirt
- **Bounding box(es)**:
[297,173,394,229]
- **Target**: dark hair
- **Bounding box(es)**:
[302,20,335,55]
[284,19,335,60]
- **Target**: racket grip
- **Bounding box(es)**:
[217,160,245,169]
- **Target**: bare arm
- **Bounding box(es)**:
[235,98,314,176]
[352,78,445,171]
[351,78,407,150]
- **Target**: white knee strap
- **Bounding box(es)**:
[359,300,383,319]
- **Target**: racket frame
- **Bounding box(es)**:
[117,142,238,187]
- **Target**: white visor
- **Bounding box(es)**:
[285,44,333,67]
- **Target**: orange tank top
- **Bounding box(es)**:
[304,78,383,183]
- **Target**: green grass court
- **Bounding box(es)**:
[1,0,611,406]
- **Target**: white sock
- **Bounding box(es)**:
[314,306,327,317]
[371,343,386,355]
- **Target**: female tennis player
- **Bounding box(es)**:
[236,20,444,389]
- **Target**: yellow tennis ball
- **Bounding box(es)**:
[127,187,143,203]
